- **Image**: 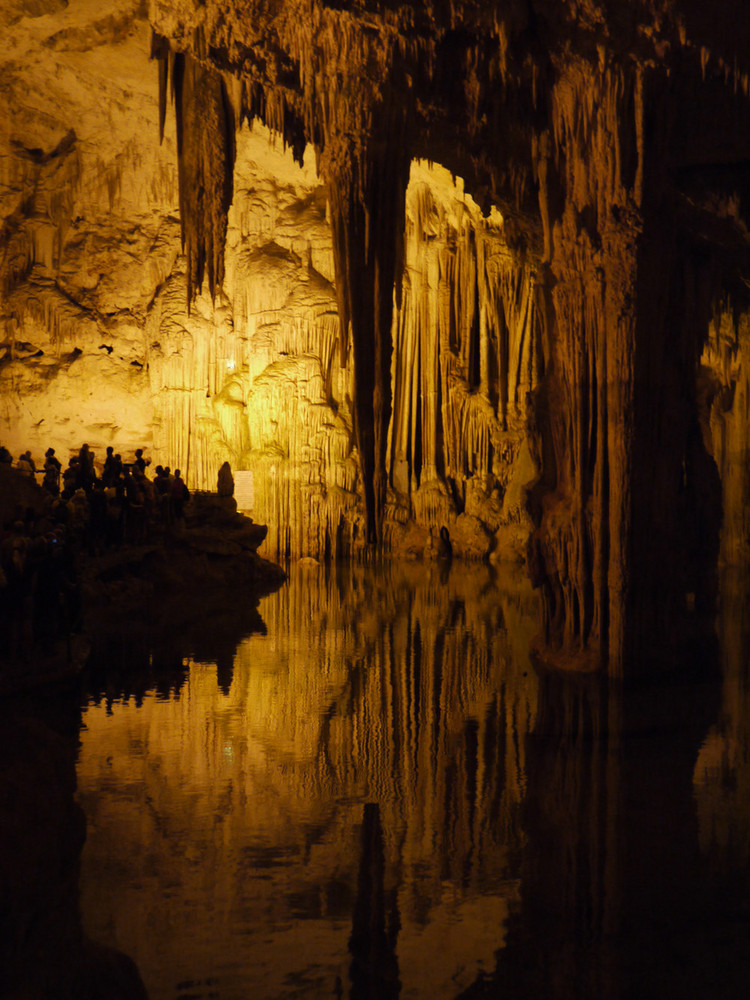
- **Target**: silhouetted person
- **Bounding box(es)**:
[171,470,190,523]
[135,467,154,527]
[77,443,94,491]
[217,461,234,497]
[133,448,149,475]
[153,466,171,524]
[63,458,79,495]
[43,448,61,495]
[102,447,117,486]
[438,525,453,559]
[121,466,144,544]
[16,451,35,476]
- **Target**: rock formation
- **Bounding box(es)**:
[4,0,750,676]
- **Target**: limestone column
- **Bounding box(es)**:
[529,60,721,678]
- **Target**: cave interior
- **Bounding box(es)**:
[3,0,750,678]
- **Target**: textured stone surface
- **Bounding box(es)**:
[0,0,178,464]
[1,1,537,565]
[4,0,750,674]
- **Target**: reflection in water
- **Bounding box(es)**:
[0,690,147,998]
[693,565,750,968]
[75,561,750,1000]
[77,562,539,1000]
[349,803,400,1000]
[482,664,724,1000]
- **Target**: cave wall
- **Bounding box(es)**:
[1,0,539,562]
[0,0,178,461]
[703,309,750,567]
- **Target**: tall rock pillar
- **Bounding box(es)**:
[323,60,412,544]
[529,60,720,679]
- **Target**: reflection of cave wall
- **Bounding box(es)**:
[0,696,147,998]
[76,563,539,998]
[485,650,726,1000]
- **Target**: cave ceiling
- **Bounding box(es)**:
[148,0,750,219]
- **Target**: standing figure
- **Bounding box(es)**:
[171,470,190,523]
[217,461,234,497]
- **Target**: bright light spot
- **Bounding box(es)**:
[226,359,236,371]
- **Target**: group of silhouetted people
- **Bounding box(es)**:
[2,442,192,550]
[0,442,193,663]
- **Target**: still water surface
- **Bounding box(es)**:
[76,562,750,1000]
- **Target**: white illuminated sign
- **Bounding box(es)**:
[234,470,254,511]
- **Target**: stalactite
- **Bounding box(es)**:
[141,0,744,613]
[526,47,733,675]
[324,57,413,544]
[153,39,236,309]
[146,4,550,554]
[7,280,99,348]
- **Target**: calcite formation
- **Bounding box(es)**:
[3,0,750,676]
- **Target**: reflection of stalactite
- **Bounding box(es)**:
[78,563,539,994]
[303,564,538,900]
[349,803,400,1000]
[485,670,620,999]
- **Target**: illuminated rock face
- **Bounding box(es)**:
[0,0,538,564]
[4,0,750,674]
[0,0,178,463]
